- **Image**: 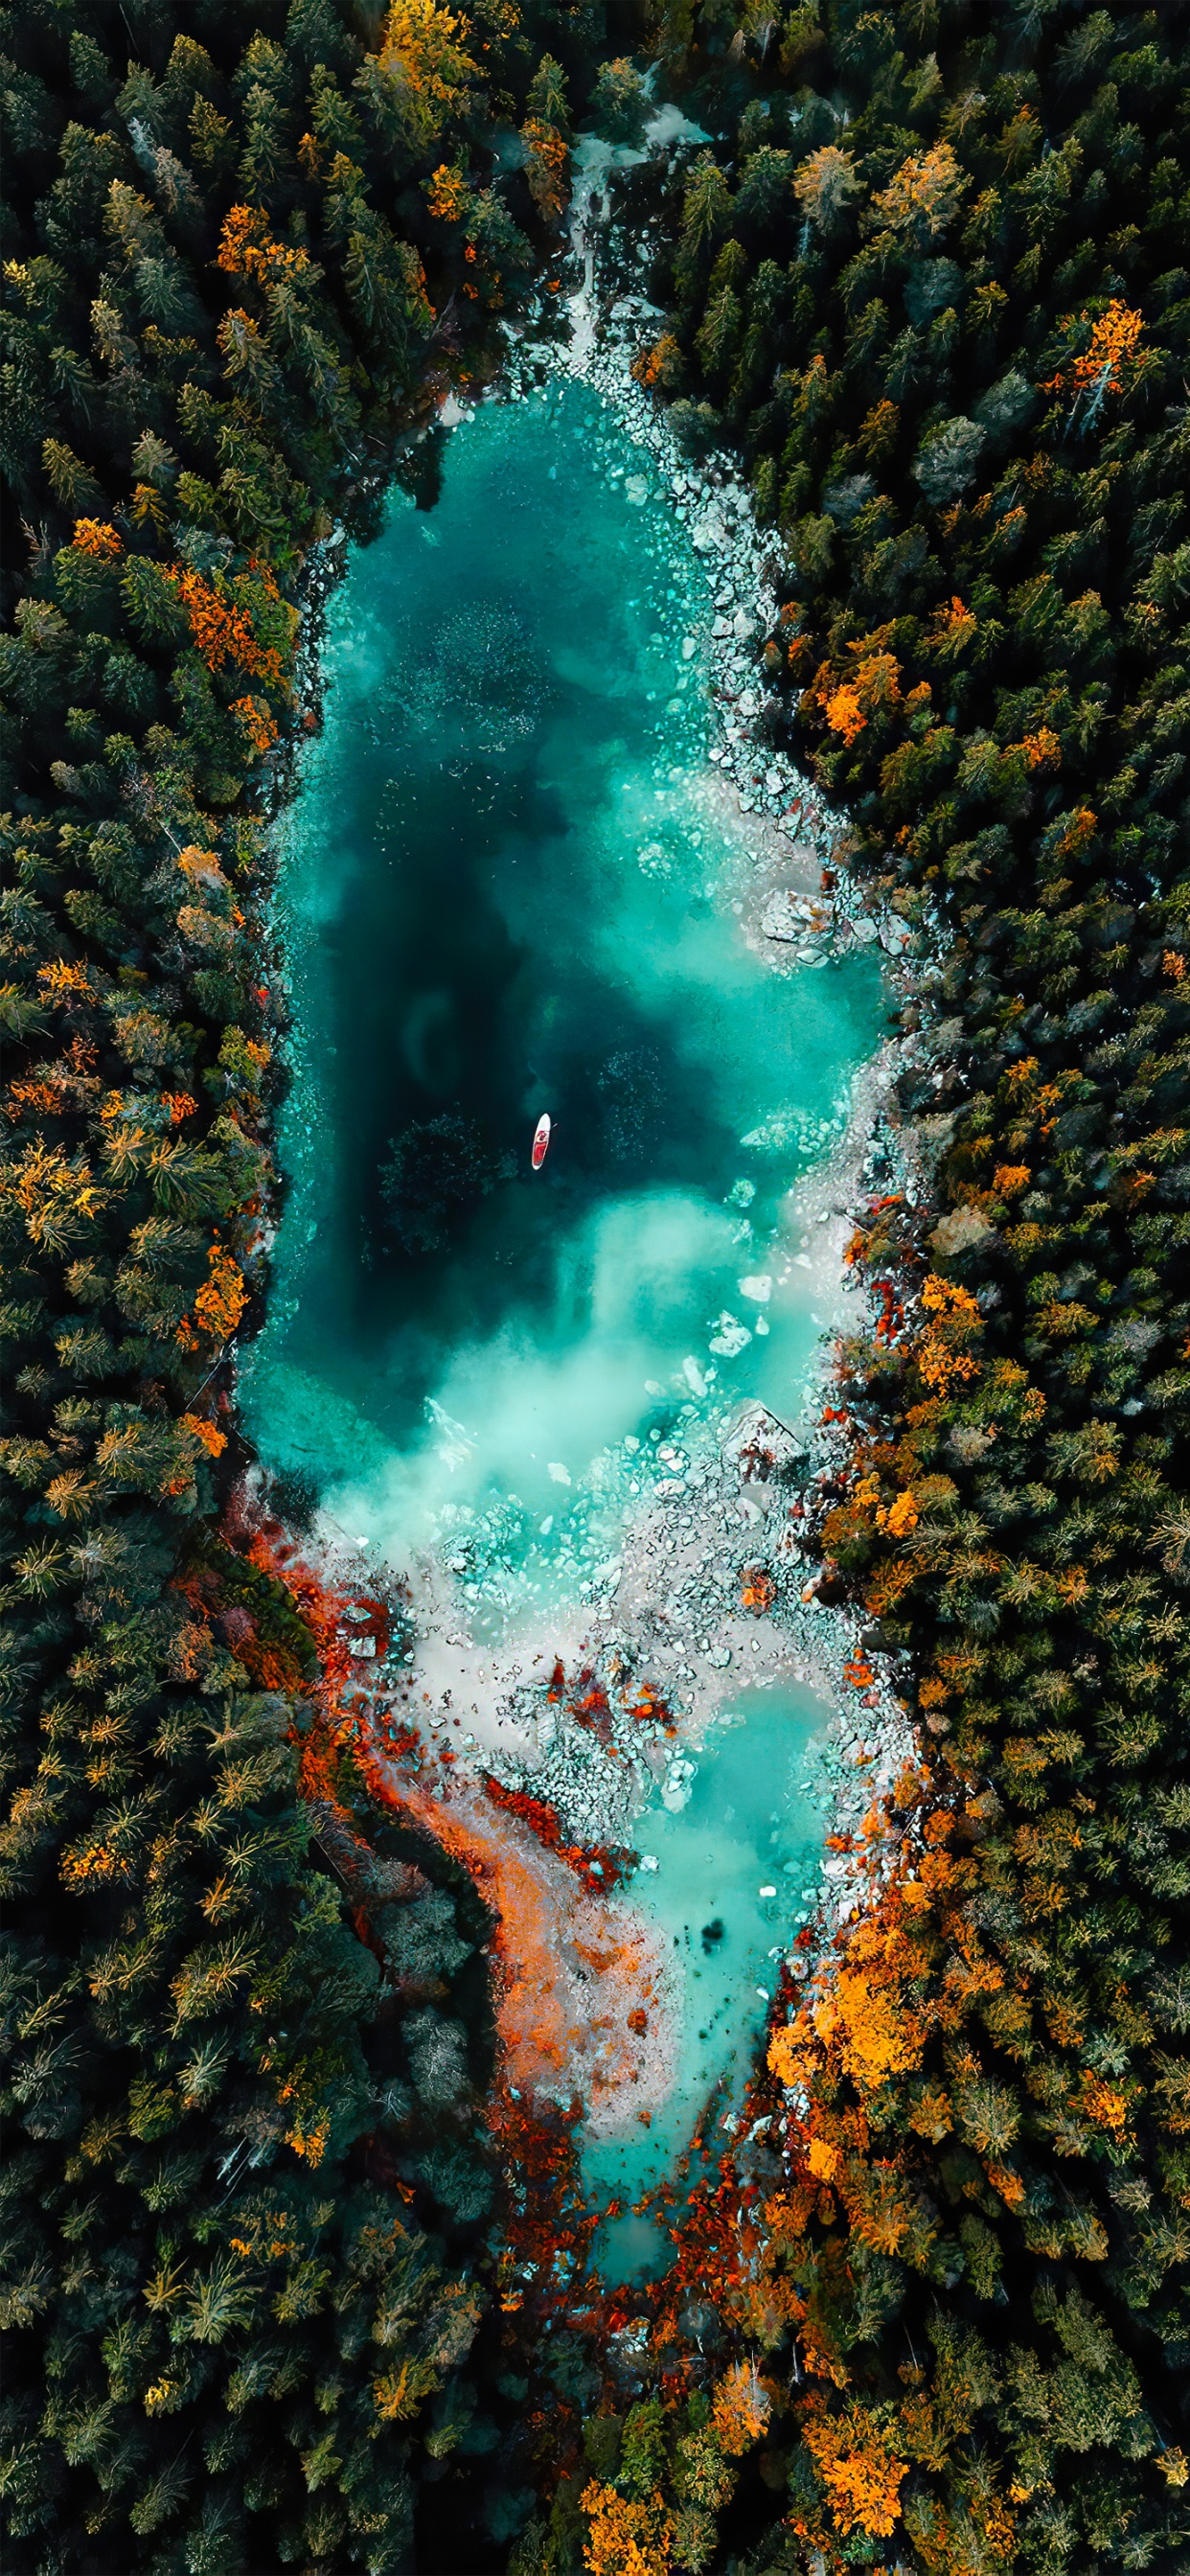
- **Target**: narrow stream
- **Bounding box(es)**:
[241,380,881,2262]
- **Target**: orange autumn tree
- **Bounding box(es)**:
[815,631,904,744]
[810,1918,927,2091]
[1042,296,1146,401]
[424,159,469,222]
[581,2481,673,2576]
[378,0,477,140]
[177,1244,250,1351]
[711,2358,774,2456]
[70,517,122,557]
[868,139,966,243]
[217,200,313,287]
[801,2401,908,2540]
[632,330,684,390]
[232,693,279,754]
[819,676,865,745]
[521,117,569,225]
[1073,297,1144,390]
[168,560,295,690]
[180,1412,228,1458]
[927,592,977,657]
[793,142,860,230]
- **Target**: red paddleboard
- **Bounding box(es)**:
[531,1114,551,1170]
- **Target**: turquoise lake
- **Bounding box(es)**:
[240,379,880,2240]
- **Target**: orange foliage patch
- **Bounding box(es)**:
[1070,296,1144,391]
[181,1412,227,1458]
[632,331,682,391]
[801,2401,908,2538]
[1022,724,1061,770]
[177,1245,249,1349]
[217,201,311,285]
[481,1775,633,1895]
[917,1272,982,1395]
[712,2358,774,2456]
[425,160,469,221]
[741,1566,775,1613]
[386,1769,668,2117]
[1080,2071,1129,2136]
[870,140,965,241]
[71,518,122,557]
[60,1836,130,1888]
[927,592,976,656]
[881,1488,919,1537]
[167,562,289,687]
[37,959,95,1005]
[582,2481,673,2576]
[231,693,279,753]
[378,0,477,114]
[522,118,569,225]
[822,679,865,743]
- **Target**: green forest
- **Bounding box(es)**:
[2,1,1189,2571]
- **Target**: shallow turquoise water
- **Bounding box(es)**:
[241,381,879,2240]
[588,1680,829,2280]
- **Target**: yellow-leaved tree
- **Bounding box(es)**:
[378,0,477,141]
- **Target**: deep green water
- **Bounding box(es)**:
[240,380,880,2225]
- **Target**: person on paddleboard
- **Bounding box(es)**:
[532,1113,551,1169]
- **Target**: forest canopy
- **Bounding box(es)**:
[563,3,1190,2571]
[0,0,576,2564]
[3,0,1190,2571]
